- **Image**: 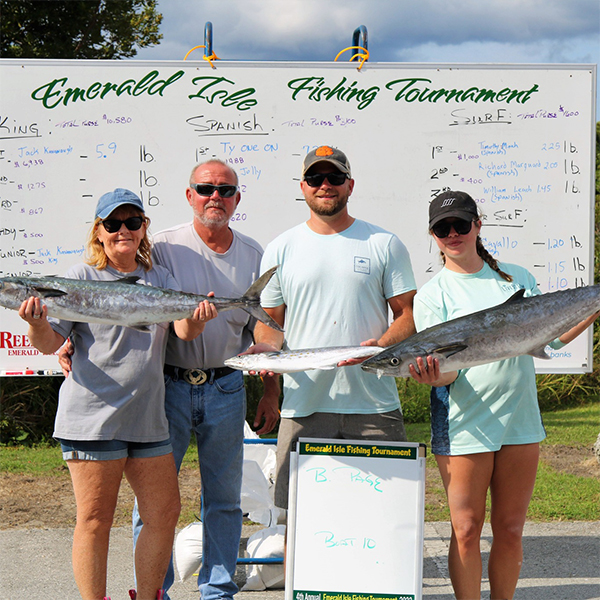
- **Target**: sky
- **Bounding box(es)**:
[134,0,600,100]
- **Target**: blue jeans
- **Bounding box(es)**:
[132,370,246,600]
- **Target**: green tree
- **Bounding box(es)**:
[0,0,162,59]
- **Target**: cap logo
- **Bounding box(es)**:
[315,146,334,157]
[440,198,456,207]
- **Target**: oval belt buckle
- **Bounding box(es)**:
[185,369,208,385]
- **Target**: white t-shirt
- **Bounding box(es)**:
[260,219,416,418]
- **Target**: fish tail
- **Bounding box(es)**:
[242,304,284,332]
[240,266,283,332]
[242,265,279,300]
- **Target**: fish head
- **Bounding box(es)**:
[361,347,411,378]
[223,355,249,371]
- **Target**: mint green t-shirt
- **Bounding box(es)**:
[260,219,416,418]
[413,262,547,455]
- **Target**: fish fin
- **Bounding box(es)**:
[129,324,151,332]
[242,305,284,332]
[242,266,279,300]
[32,286,68,298]
[503,288,526,303]
[433,343,468,358]
[529,347,551,359]
[116,276,141,284]
[238,266,283,332]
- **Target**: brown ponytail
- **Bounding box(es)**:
[475,236,513,282]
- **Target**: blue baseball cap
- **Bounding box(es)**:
[95,188,144,219]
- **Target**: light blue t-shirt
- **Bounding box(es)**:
[260,219,416,418]
[413,261,547,455]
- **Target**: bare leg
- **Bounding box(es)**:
[125,453,180,600]
[488,443,539,600]
[67,458,126,599]
[436,452,495,600]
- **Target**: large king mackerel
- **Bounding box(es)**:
[361,285,600,378]
[0,266,283,332]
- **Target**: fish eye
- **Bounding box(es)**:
[390,357,400,366]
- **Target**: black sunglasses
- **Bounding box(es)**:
[101,216,144,233]
[432,218,473,238]
[304,172,348,187]
[191,183,239,198]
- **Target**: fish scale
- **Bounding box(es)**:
[361,285,600,378]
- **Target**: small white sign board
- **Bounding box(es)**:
[286,439,426,600]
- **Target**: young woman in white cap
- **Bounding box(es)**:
[19,188,216,600]
[409,190,598,600]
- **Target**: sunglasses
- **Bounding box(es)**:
[101,216,144,233]
[303,172,348,187]
[191,183,239,198]
[432,218,473,238]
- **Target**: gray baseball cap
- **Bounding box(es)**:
[302,145,352,177]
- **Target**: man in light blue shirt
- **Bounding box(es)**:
[246,145,418,509]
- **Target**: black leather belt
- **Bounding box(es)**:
[164,364,236,385]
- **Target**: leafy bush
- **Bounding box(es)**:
[1,376,62,445]
[396,378,431,423]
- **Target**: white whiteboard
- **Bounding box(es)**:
[286,439,426,600]
[0,59,596,374]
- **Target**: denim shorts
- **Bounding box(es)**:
[57,438,173,461]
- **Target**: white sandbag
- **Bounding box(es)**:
[241,459,273,516]
[247,506,286,529]
[242,423,279,527]
[244,421,257,439]
[174,521,203,582]
[241,525,285,591]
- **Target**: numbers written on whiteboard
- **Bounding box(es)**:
[96,142,117,158]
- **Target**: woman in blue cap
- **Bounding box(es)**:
[19,189,216,600]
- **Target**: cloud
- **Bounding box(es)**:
[136,0,599,66]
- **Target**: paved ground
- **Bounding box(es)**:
[1,522,599,599]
